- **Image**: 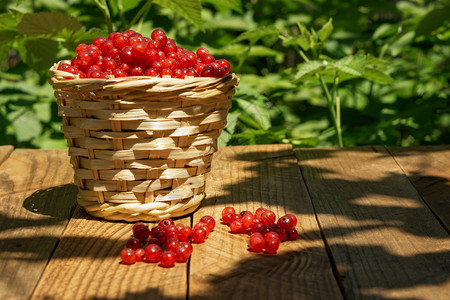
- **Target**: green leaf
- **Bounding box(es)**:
[17,12,82,36]
[333,55,367,77]
[280,35,310,51]
[17,38,58,72]
[0,11,23,31]
[9,109,42,142]
[318,18,333,42]
[0,31,16,42]
[389,31,415,56]
[363,67,394,85]
[416,5,450,36]
[154,0,203,30]
[372,23,399,40]
[236,98,271,130]
[121,0,143,12]
[232,25,279,44]
[293,60,323,83]
[203,0,242,13]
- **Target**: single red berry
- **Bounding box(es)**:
[73,70,86,78]
[201,67,214,77]
[163,43,177,54]
[113,68,127,78]
[160,68,173,77]
[151,29,167,46]
[150,225,165,238]
[162,58,178,70]
[146,39,161,51]
[76,43,89,54]
[160,251,176,268]
[132,43,147,59]
[108,32,119,40]
[241,213,254,229]
[135,248,145,262]
[144,49,159,66]
[277,215,295,230]
[201,54,215,64]
[102,58,117,72]
[88,70,105,78]
[126,237,141,250]
[57,63,71,71]
[222,212,234,225]
[174,245,191,263]
[194,62,205,73]
[274,226,288,242]
[133,223,150,241]
[77,50,94,68]
[222,207,236,217]
[129,35,145,46]
[192,227,207,243]
[249,232,265,252]
[129,66,144,76]
[119,46,134,64]
[285,214,298,227]
[174,68,185,79]
[261,210,276,226]
[287,228,299,241]
[178,226,193,242]
[175,223,185,231]
[199,216,215,232]
[216,59,231,73]
[163,238,180,252]
[260,225,273,235]
[144,244,162,263]
[196,47,209,58]
[93,36,106,47]
[106,46,120,58]
[255,208,267,218]
[264,231,280,243]
[193,222,210,237]
[230,219,245,234]
[250,221,263,234]
[151,29,166,39]
[185,68,199,77]
[265,237,280,254]
[214,66,227,77]
[229,213,242,225]
[144,67,159,77]
[113,33,129,49]
[158,219,175,228]
[120,248,136,265]
[100,40,114,55]
[152,61,163,71]
[123,29,137,38]
[164,225,180,240]
[147,237,161,246]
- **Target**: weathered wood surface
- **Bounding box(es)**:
[1,145,448,300]
[190,144,342,299]
[389,146,450,231]
[0,149,77,300]
[295,146,450,300]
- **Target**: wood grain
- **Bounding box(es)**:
[0,145,13,166]
[295,146,450,299]
[31,208,191,300]
[0,149,77,300]
[389,145,450,231]
[189,145,343,300]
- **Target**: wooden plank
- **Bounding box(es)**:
[295,146,450,299]
[189,144,343,299]
[31,208,191,299]
[389,145,450,231]
[0,145,13,166]
[0,149,77,300]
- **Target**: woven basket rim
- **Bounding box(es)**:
[49,60,238,87]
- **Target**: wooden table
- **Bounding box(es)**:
[0,144,448,300]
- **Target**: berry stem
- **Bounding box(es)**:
[127,0,153,31]
[94,0,113,33]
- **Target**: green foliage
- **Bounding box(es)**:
[0,0,448,149]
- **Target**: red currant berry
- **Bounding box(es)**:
[144,244,162,263]
[129,35,144,46]
[152,61,163,71]
[163,238,180,252]
[214,66,227,77]
[132,43,147,59]
[230,219,245,234]
[113,68,127,78]
[160,68,173,77]
[119,46,134,64]
[146,39,161,51]
[133,223,150,241]
[193,222,210,237]
[178,226,193,242]
[129,66,144,76]
[144,67,159,77]
[163,43,177,54]
[113,33,129,49]
[201,54,215,64]
[261,210,276,226]
[100,40,114,55]
[196,47,209,58]
[108,32,119,40]
[273,226,288,242]
[160,251,176,268]
[76,43,89,54]
[181,241,193,256]
[222,212,234,225]
[144,49,159,66]
[123,29,137,38]
[241,213,254,229]
[287,228,299,241]
[216,59,231,73]
[88,70,105,78]
[102,58,117,72]
[77,50,94,68]
[277,215,295,230]
[57,63,71,71]
[201,67,214,77]
[222,207,236,217]
[255,208,267,218]
[135,248,145,262]
[93,36,106,47]
[248,232,265,252]
[126,237,141,250]
[106,46,120,58]
[147,237,161,246]
[185,68,199,77]
[199,216,215,232]
[174,245,191,263]
[192,227,208,243]
[159,219,175,228]
[250,221,263,234]
[265,237,280,254]
[285,214,298,227]
[120,248,136,265]
[264,231,280,243]
[151,29,167,46]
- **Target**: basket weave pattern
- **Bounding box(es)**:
[50,61,239,222]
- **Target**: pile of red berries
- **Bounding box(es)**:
[221,207,298,254]
[58,29,231,79]
[120,216,215,267]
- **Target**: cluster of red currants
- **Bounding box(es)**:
[58,29,231,79]
[221,207,298,254]
[120,216,215,267]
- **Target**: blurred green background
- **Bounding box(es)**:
[0,0,448,149]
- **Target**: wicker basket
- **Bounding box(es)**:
[49,61,239,222]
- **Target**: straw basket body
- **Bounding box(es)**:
[49,61,239,222]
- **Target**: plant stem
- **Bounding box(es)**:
[127,0,153,30]
[94,0,113,33]
[116,0,127,29]
[333,73,343,147]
